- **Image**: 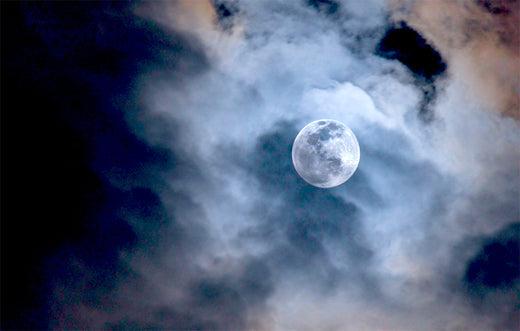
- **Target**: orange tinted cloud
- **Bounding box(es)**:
[389,0,520,118]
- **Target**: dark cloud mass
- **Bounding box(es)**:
[466,223,520,290]
[2,0,519,330]
[376,22,447,121]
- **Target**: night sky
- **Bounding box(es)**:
[2,1,519,330]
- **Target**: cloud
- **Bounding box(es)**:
[26,0,519,330]
[390,0,520,118]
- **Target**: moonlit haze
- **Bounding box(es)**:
[2,1,519,330]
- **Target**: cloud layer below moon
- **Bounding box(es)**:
[8,1,517,330]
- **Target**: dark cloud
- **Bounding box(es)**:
[2,1,207,329]
[184,258,274,330]
[376,23,447,80]
[465,223,520,291]
[213,0,239,31]
[307,0,340,15]
[477,0,517,16]
[376,22,447,121]
[461,223,520,330]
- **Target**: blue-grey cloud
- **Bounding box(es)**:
[4,0,519,330]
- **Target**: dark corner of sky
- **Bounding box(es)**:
[1,1,199,328]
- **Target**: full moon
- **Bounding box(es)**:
[292,119,360,188]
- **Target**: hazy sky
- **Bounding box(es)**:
[2,1,519,330]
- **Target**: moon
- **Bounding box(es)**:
[292,119,360,188]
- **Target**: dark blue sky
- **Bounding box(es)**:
[2,2,172,328]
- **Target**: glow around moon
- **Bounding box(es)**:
[292,119,360,188]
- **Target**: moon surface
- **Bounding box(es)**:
[292,119,360,188]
